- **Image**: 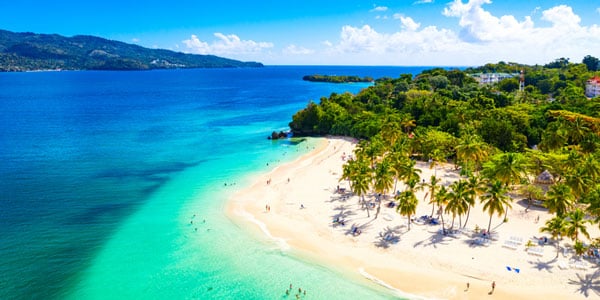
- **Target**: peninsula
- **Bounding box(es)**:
[302,74,374,83]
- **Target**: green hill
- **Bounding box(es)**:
[0,29,263,71]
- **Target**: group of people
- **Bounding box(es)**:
[285,283,306,299]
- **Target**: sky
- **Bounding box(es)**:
[1,0,600,66]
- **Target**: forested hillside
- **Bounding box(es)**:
[0,29,263,71]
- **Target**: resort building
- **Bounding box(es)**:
[586,76,600,98]
[470,72,520,85]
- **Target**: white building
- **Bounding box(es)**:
[470,72,519,85]
[586,76,600,98]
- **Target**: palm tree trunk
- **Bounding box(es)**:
[362,196,370,218]
[463,207,471,228]
[487,214,493,234]
[407,214,411,230]
[375,193,382,219]
[430,201,435,218]
[439,206,446,234]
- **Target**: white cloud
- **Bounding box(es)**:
[131,38,140,43]
[442,0,534,42]
[414,0,434,4]
[182,33,273,55]
[283,44,315,55]
[320,2,600,66]
[542,5,581,28]
[597,7,600,14]
[370,6,388,12]
[398,16,421,31]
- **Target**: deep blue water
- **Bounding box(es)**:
[0,66,434,299]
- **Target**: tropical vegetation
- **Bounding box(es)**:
[297,56,600,250]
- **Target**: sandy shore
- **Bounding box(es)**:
[227,137,599,299]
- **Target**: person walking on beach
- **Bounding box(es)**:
[491,281,496,294]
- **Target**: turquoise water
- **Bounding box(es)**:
[0,66,432,299]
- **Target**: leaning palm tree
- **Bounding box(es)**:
[564,208,591,243]
[373,157,395,219]
[544,183,575,217]
[540,216,567,258]
[480,180,511,234]
[396,183,418,231]
[463,175,483,228]
[421,175,441,218]
[435,186,449,234]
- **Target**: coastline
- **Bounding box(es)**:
[226,136,598,300]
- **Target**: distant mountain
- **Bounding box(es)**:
[0,29,263,71]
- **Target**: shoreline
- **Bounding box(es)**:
[226,136,598,300]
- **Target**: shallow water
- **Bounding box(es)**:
[0,66,433,299]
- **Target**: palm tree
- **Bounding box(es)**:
[421,175,441,218]
[445,180,470,229]
[396,189,418,230]
[564,208,590,243]
[480,180,511,234]
[584,184,600,225]
[565,117,591,144]
[373,158,395,218]
[564,168,591,200]
[573,241,587,257]
[581,154,600,183]
[482,152,526,219]
[540,216,567,258]
[455,134,489,172]
[544,183,575,217]
[462,175,482,228]
[348,157,372,218]
[483,152,526,187]
[390,152,410,195]
[435,186,449,234]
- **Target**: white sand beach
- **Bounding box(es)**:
[227,137,600,300]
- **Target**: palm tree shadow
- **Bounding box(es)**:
[413,229,450,249]
[568,269,600,298]
[528,258,556,273]
[344,222,373,237]
[374,226,402,248]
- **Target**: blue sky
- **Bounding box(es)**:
[2,0,600,66]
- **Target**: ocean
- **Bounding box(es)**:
[0,66,433,299]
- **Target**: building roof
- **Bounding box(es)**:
[588,76,600,84]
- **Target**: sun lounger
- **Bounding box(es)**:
[571,260,588,270]
[502,240,519,250]
[527,246,544,256]
[558,261,569,270]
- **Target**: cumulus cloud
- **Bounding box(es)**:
[182,33,273,55]
[541,5,580,28]
[323,1,600,65]
[394,15,421,31]
[283,44,315,55]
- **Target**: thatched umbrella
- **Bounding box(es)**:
[535,170,554,185]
